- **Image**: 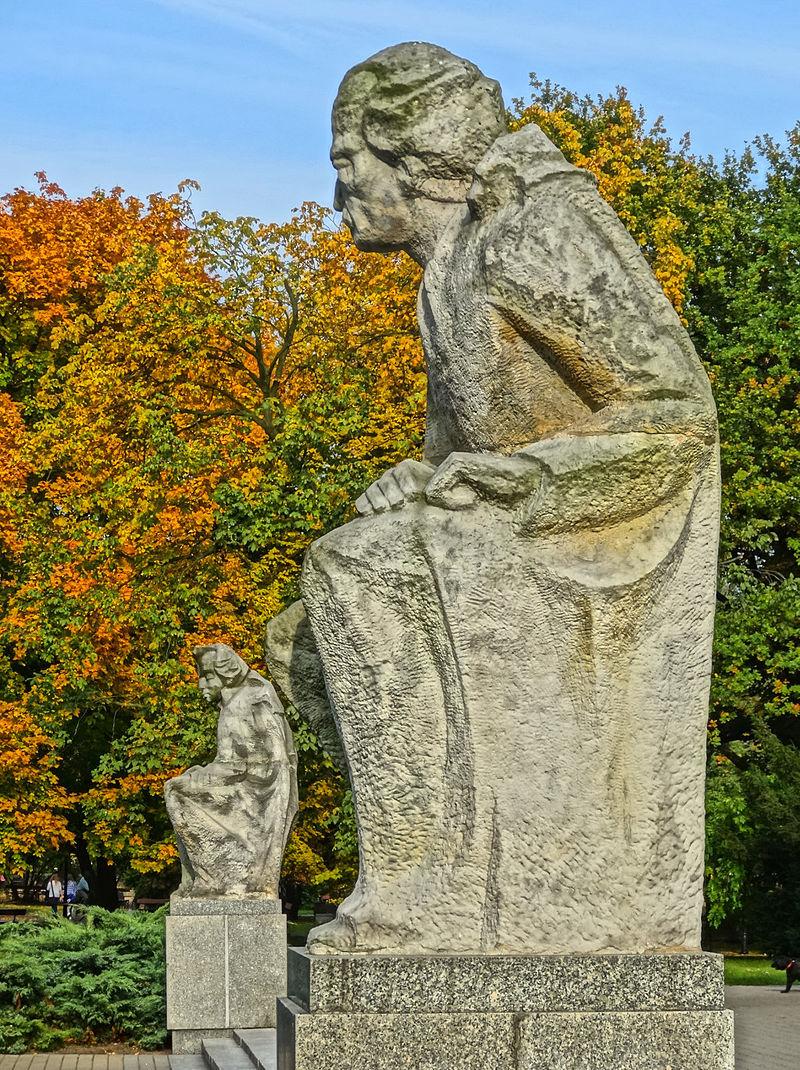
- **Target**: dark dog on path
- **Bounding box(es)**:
[771,955,800,992]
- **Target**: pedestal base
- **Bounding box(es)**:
[277,949,734,1069]
[167,897,287,1054]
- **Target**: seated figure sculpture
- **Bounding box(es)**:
[165,644,298,898]
[265,43,720,956]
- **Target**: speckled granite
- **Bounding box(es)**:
[288,948,725,1014]
[519,1009,735,1069]
[277,999,733,1070]
[170,895,282,915]
[278,999,517,1070]
[277,952,733,1069]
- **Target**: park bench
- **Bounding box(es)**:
[134,897,168,911]
[0,905,29,922]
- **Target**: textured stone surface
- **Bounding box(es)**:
[519,1009,735,1069]
[167,915,227,1032]
[265,601,347,776]
[166,909,287,1045]
[171,897,282,916]
[164,644,298,899]
[172,1030,235,1056]
[265,41,721,958]
[277,999,733,1070]
[287,948,725,1014]
[277,999,516,1070]
[228,915,287,1025]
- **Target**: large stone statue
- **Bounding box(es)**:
[266,43,720,958]
[165,643,298,898]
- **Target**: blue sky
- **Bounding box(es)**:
[2,0,799,223]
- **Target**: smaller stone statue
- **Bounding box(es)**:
[165,644,298,898]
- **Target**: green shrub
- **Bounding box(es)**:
[0,907,167,1053]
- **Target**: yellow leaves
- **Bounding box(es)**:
[0,699,73,869]
[512,85,703,316]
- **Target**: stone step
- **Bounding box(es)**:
[169,1058,206,1070]
[200,1039,255,1070]
[234,1030,277,1070]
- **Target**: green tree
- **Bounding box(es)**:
[513,79,800,937]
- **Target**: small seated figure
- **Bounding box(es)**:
[165,644,298,899]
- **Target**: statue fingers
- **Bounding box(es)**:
[355,491,374,515]
[394,459,433,500]
[378,472,406,508]
[365,483,392,513]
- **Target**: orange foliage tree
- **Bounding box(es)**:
[0,177,422,900]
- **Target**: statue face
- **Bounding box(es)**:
[197,653,224,703]
[331,128,415,253]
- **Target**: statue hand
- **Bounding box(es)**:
[425,452,543,511]
[355,459,435,516]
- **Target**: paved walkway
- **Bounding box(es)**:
[1,987,798,1069]
[726,984,800,1070]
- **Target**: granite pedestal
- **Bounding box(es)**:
[277,949,734,1069]
[167,897,287,1054]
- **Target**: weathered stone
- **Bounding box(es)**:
[167,903,287,1052]
[167,914,227,1032]
[277,1000,517,1070]
[264,41,720,958]
[164,644,298,899]
[172,1028,236,1055]
[286,947,726,1014]
[277,955,734,1070]
[265,601,347,776]
[171,897,282,916]
[518,1009,734,1069]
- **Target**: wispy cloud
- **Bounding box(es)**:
[146,0,800,81]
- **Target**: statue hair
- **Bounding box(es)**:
[333,42,506,201]
[193,643,250,687]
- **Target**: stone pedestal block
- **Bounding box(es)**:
[277,949,734,1069]
[167,897,287,1053]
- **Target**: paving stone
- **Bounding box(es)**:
[166,1058,205,1070]
[726,984,800,1070]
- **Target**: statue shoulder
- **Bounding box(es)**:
[466,122,595,222]
[241,671,284,714]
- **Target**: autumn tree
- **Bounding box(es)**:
[3,79,797,931]
[0,179,421,902]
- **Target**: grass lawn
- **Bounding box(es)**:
[287,917,316,946]
[724,955,785,986]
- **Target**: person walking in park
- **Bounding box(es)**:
[45,873,62,917]
[65,874,77,918]
[74,873,89,905]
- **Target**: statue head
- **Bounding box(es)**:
[331,42,506,259]
[193,643,250,703]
